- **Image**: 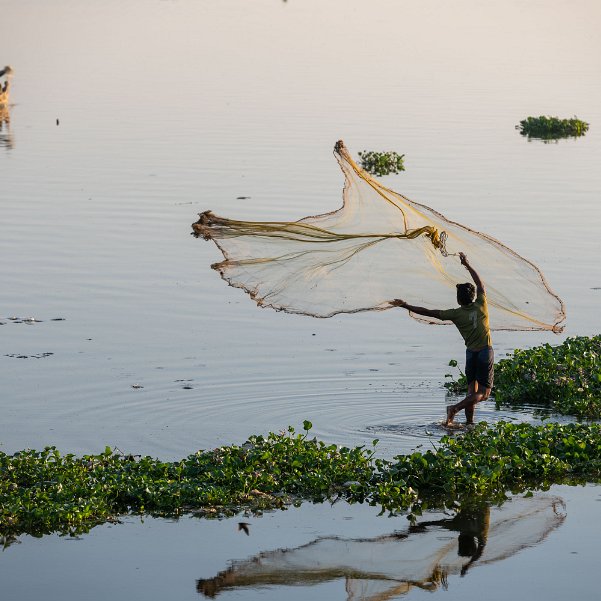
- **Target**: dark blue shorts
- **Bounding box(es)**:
[465,346,494,389]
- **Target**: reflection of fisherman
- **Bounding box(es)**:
[0,103,12,151]
[391,252,494,425]
[195,496,562,601]
[415,504,490,576]
[197,506,491,598]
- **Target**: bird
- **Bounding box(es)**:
[238,522,251,536]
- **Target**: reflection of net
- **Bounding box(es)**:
[193,141,565,332]
[196,495,565,600]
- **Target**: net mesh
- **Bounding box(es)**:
[193,141,565,332]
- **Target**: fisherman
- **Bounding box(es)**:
[391,252,493,426]
[414,503,490,576]
[0,66,12,106]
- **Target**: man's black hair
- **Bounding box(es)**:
[456,282,476,306]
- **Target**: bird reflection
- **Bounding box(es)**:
[238,522,251,536]
[196,495,565,600]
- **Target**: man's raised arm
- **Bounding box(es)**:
[391,299,442,320]
[459,252,485,295]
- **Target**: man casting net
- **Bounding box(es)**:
[192,141,565,332]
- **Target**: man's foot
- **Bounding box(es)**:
[444,406,455,426]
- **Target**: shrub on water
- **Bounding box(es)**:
[444,358,467,394]
[358,150,405,176]
[494,336,601,418]
[517,115,589,140]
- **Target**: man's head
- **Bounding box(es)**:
[456,282,476,306]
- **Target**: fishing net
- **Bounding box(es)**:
[193,141,565,332]
[196,495,565,600]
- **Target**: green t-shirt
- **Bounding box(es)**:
[439,291,492,351]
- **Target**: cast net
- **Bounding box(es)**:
[193,141,565,332]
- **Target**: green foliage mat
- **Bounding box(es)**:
[3,421,601,546]
[358,150,405,176]
[518,115,589,140]
[445,336,601,419]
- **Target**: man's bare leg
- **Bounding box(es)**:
[445,382,475,426]
[445,382,491,426]
[465,381,478,424]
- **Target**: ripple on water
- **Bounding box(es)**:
[52,371,579,459]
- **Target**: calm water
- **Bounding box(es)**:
[1,485,599,601]
[2,0,601,598]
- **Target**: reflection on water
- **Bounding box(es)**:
[0,0,600,598]
[0,105,12,150]
[197,496,565,600]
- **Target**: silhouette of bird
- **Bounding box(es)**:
[238,522,251,536]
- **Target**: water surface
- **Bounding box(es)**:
[1,0,601,598]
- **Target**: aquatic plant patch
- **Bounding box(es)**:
[444,358,467,394]
[3,422,601,546]
[494,336,601,418]
[445,336,601,419]
[357,150,405,176]
[518,115,589,140]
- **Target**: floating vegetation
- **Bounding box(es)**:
[518,115,589,140]
[0,316,65,325]
[445,336,601,418]
[358,149,405,176]
[444,358,466,394]
[2,421,601,546]
[1,316,44,324]
[4,352,54,359]
[494,336,601,418]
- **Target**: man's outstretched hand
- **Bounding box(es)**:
[459,252,470,267]
[391,299,408,308]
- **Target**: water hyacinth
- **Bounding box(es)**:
[445,335,601,418]
[357,150,405,176]
[3,422,601,547]
[518,115,589,140]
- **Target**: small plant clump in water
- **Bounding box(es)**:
[444,336,601,419]
[3,421,601,546]
[518,115,589,140]
[358,150,405,176]
[444,359,466,395]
